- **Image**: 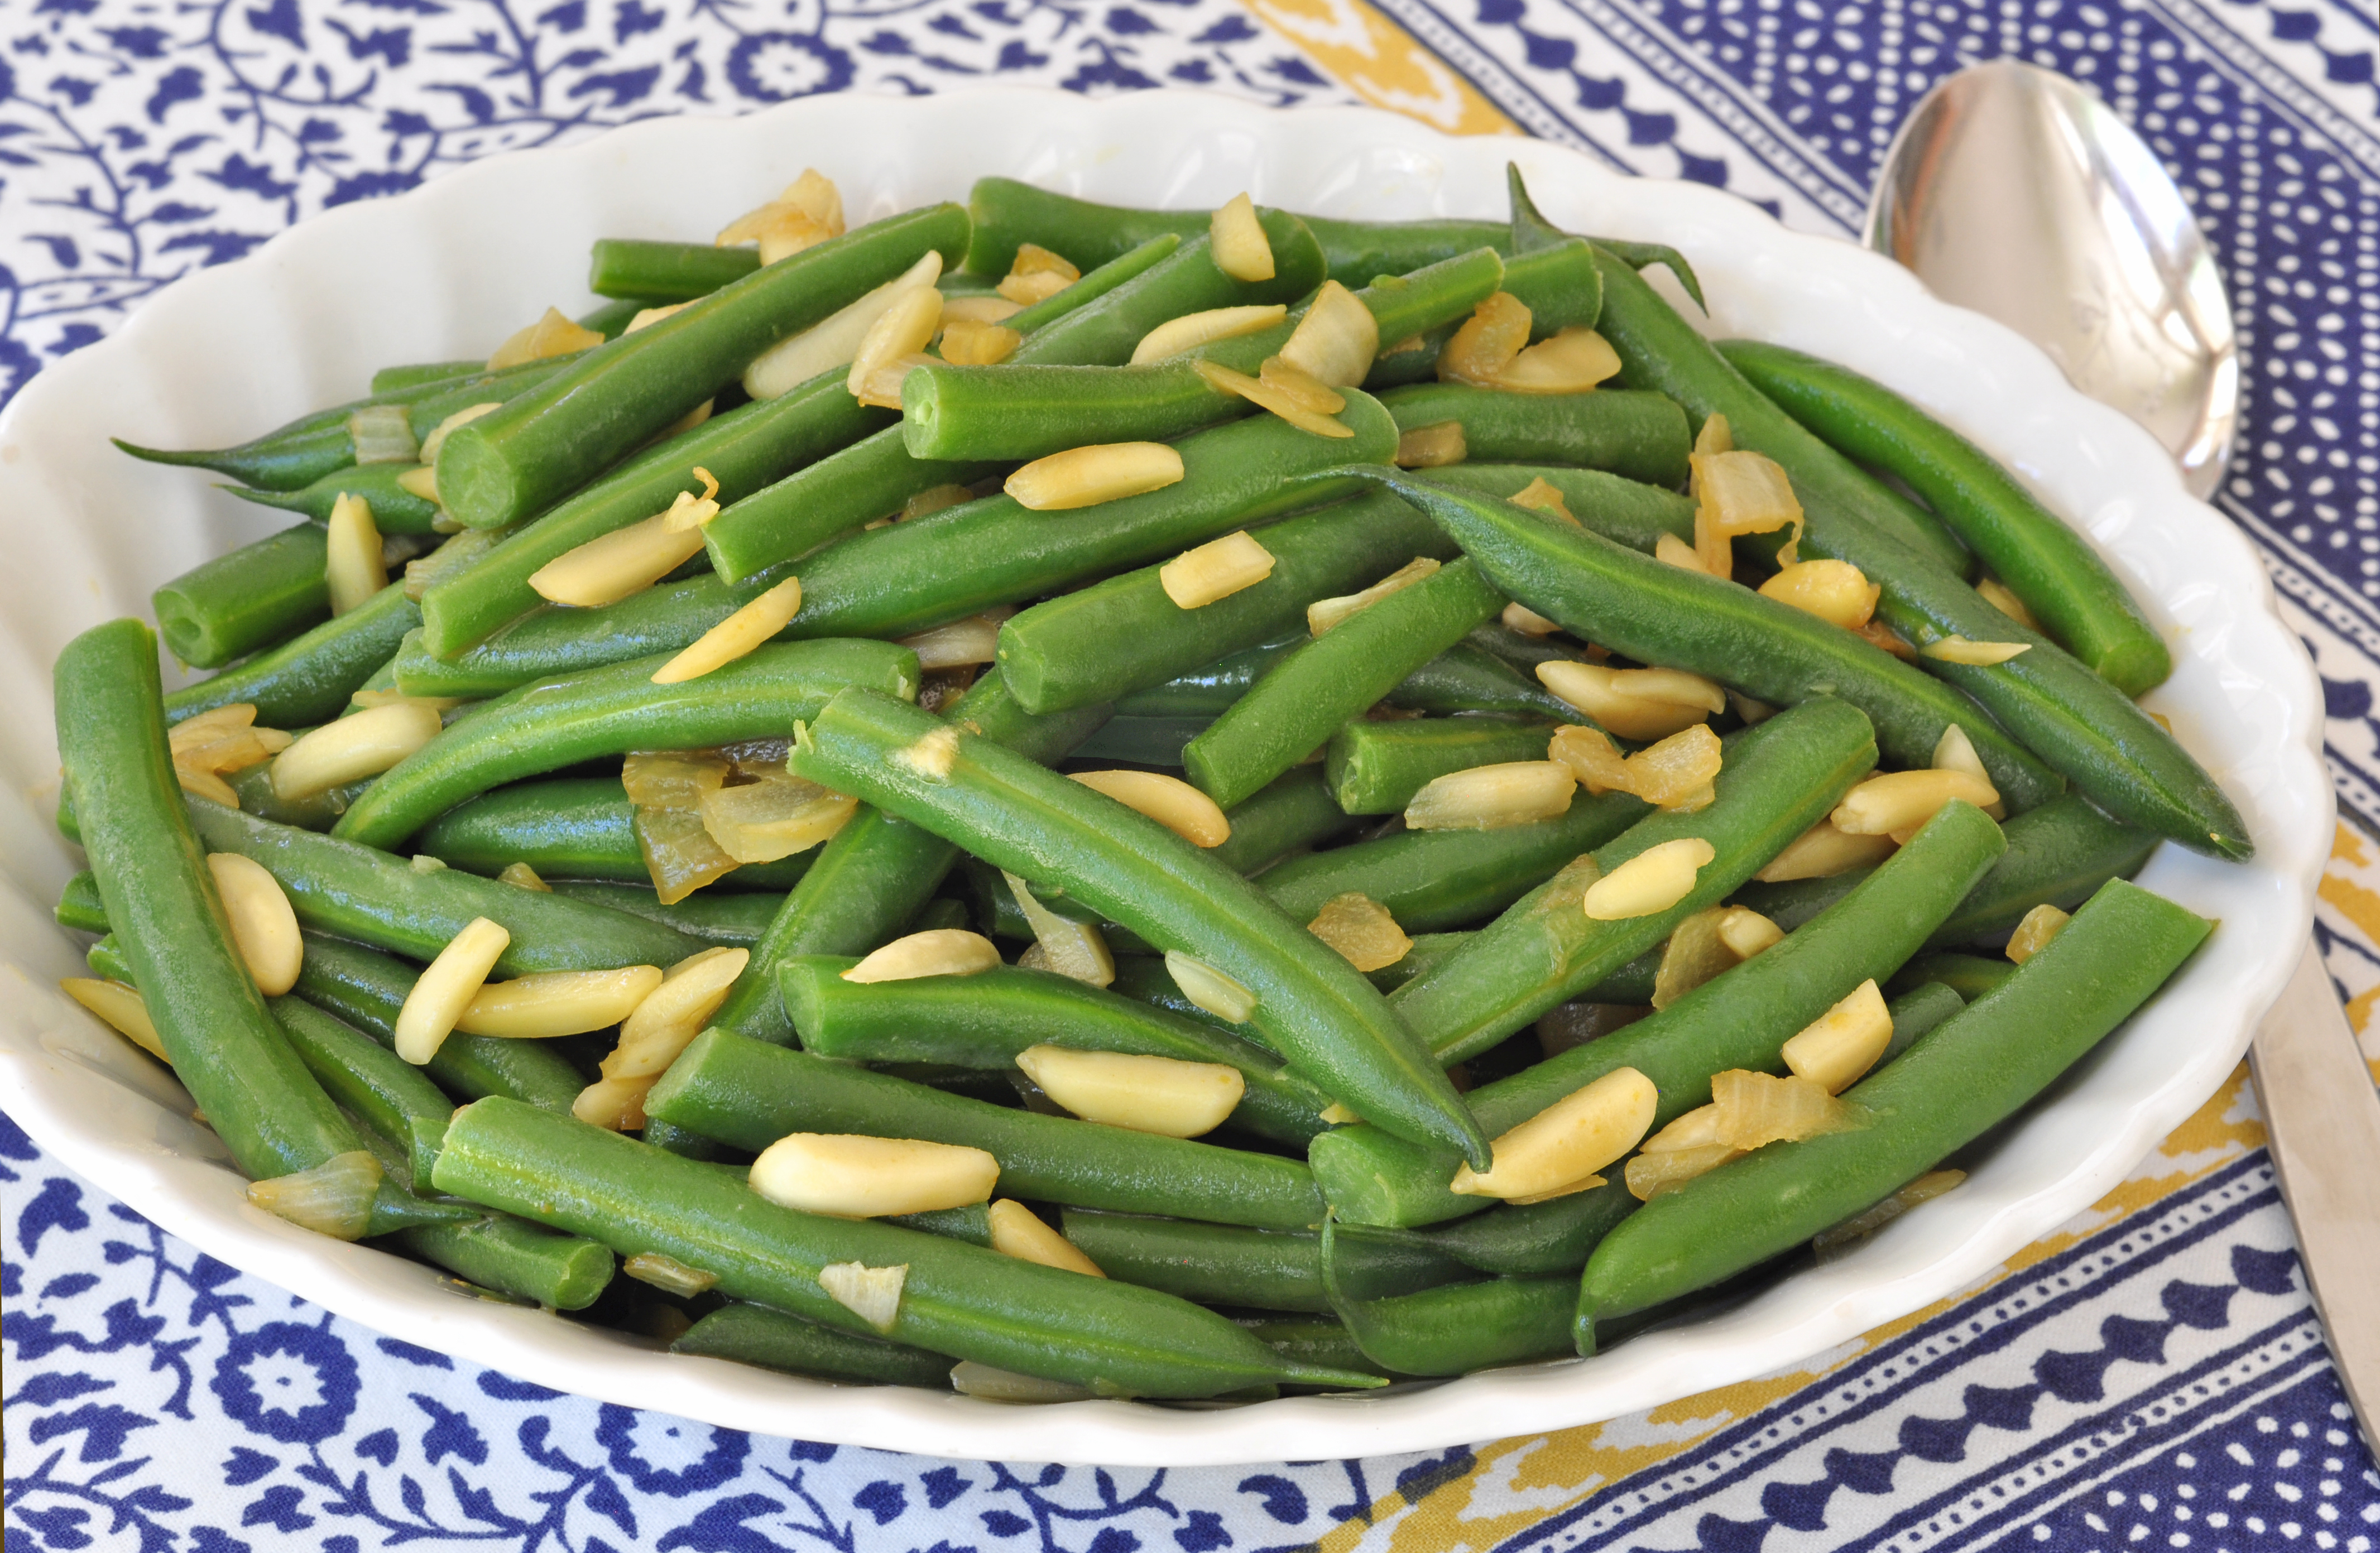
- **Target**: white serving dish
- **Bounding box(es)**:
[0,88,2329,1467]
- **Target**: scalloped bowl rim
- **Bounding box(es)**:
[0,86,2329,1467]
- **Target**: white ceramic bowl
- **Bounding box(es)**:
[0,88,2329,1467]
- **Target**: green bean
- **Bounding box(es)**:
[55,621,394,1213]
[55,871,108,934]
[1389,699,1881,1074]
[546,882,789,948]
[85,934,133,984]
[1326,715,1553,816]
[434,1096,1379,1396]
[708,669,1110,1045]
[671,1302,954,1387]
[191,802,706,974]
[1379,385,1690,488]
[1889,951,2017,1003]
[1595,252,2248,860]
[1576,878,2209,1339]
[590,238,762,302]
[1259,789,1647,933]
[1351,468,2064,809]
[1719,339,2171,696]
[153,523,332,670]
[703,221,1320,583]
[646,1031,1327,1230]
[405,396,1400,698]
[1419,464,1696,556]
[436,207,970,530]
[1360,240,1609,390]
[886,1203,995,1245]
[1384,640,1580,719]
[1877,979,1966,1065]
[114,356,580,492]
[1070,718,1205,766]
[1113,640,1294,717]
[335,639,918,849]
[1060,1209,1474,1313]
[1365,932,1469,992]
[899,249,1504,463]
[1318,795,2003,1227]
[392,1216,616,1310]
[780,959,1331,1147]
[222,460,448,534]
[998,491,1453,715]
[1322,1248,1574,1376]
[578,297,650,340]
[164,583,420,728]
[271,996,452,1193]
[373,360,488,393]
[1185,557,1505,810]
[1235,1315,1397,1381]
[1350,1184,1639,1277]
[791,689,1489,1166]
[292,934,586,1110]
[411,778,812,890]
[641,1117,736,1161]
[1208,767,1361,876]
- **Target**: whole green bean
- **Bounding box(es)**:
[1323,1255,1574,1376]
[393,1217,616,1310]
[271,996,452,1193]
[707,669,1110,1045]
[373,360,488,393]
[437,206,970,530]
[1260,788,1647,933]
[1576,878,2210,1339]
[1378,385,1690,489]
[671,1302,953,1387]
[1186,557,1506,810]
[1389,699,1881,1073]
[790,689,1489,1166]
[292,934,587,1110]
[164,583,420,728]
[591,238,762,302]
[702,220,1321,583]
[1208,766,1362,876]
[779,958,1331,1146]
[55,871,108,934]
[898,249,1505,462]
[1353,1184,1639,1277]
[224,460,448,533]
[1419,463,1695,554]
[1889,951,2018,1003]
[998,491,1455,715]
[434,1096,1379,1396]
[56,619,387,1215]
[1720,339,2171,696]
[1326,715,1554,815]
[191,802,706,974]
[85,934,133,985]
[1060,1209,1474,1313]
[153,523,332,670]
[548,882,789,949]
[1348,468,2063,809]
[403,397,1400,698]
[1596,252,2248,859]
[645,1031,1327,1230]
[334,639,918,849]
[1112,640,1294,717]
[411,777,810,890]
[1318,797,2004,1227]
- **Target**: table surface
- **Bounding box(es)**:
[5,0,2379,1547]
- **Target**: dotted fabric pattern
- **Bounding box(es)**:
[9,0,2380,1545]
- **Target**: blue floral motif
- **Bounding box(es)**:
[210,1318,360,1445]
[598,1402,752,1496]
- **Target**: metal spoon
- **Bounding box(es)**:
[1867,58,2380,1443]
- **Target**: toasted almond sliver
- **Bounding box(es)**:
[1781,978,1893,1093]
[843,929,1001,983]
[625,300,694,335]
[1624,1141,1743,1201]
[1581,838,1716,921]
[742,252,943,401]
[939,318,1023,366]
[61,977,167,1060]
[1130,304,1288,366]
[1164,950,1256,1023]
[1016,1044,1244,1138]
[1008,242,1080,281]
[1830,768,2000,839]
[1006,442,1184,511]
[1717,905,1784,959]
[420,402,502,466]
[1921,634,2032,666]
[942,295,1025,326]
[1754,819,1898,882]
[1256,355,1345,414]
[1404,761,1576,832]
[1070,768,1230,847]
[1503,602,1562,637]
[271,701,443,801]
[1449,1066,1657,1199]
[325,492,388,616]
[604,946,751,1079]
[2006,902,2071,964]
[1508,477,1579,526]
[1190,358,1352,438]
[996,270,1072,306]
[207,852,303,996]
[1976,577,2041,631]
[988,1199,1107,1276]
[1493,326,1621,393]
[651,575,803,685]
[657,467,725,533]
[1306,892,1411,974]
[169,703,257,751]
[488,306,602,370]
[1161,531,1277,609]
[1654,532,1706,573]
[1759,559,1878,629]
[573,1074,656,1131]
[1536,661,1725,742]
[1210,193,1275,282]
[847,286,944,400]
[1438,292,1531,386]
[1309,556,1441,636]
[529,512,707,608]
[752,1133,996,1218]
[395,917,511,1064]
[1395,420,1467,469]
[1279,280,1378,387]
[1931,722,2007,819]
[457,965,664,1038]
[175,762,239,806]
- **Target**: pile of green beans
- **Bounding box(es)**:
[63,167,2229,1399]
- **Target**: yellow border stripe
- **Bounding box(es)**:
[1235,0,1521,136]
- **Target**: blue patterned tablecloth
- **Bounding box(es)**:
[6,0,2380,1547]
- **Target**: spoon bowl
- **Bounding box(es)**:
[1866,59,2237,497]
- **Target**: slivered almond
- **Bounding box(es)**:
[1005,443,1184,510]
[1308,557,1439,635]
[1536,661,1725,741]
[651,575,802,684]
[1404,761,1576,831]
[207,853,302,996]
[1210,193,1275,281]
[1508,477,1578,525]
[1931,723,2005,819]
[1780,978,1892,1093]
[1503,602,1562,637]
[395,917,510,1064]
[1449,1066,1656,1199]
[658,467,724,533]
[529,512,707,607]
[1493,326,1621,393]
[1131,304,1288,365]
[1279,280,1378,386]
[1191,359,1351,438]
[604,946,750,1079]
[1921,635,2031,665]
[1717,906,1783,958]
[751,1132,997,1218]
[1759,559,1878,629]
[1395,421,1466,468]
[988,1199,1106,1276]
[1256,355,1345,414]
[1581,838,1715,920]
[1071,769,1230,847]
[1754,819,1897,882]
[61,978,166,1060]
[1830,768,1999,841]
[420,402,502,465]
[271,701,442,801]
[325,492,387,615]
[1015,1045,1242,1138]
[457,965,664,1038]
[1654,532,1706,573]
[743,252,942,400]
[1161,531,1276,608]
[847,286,943,401]
[573,1074,655,1131]
[843,929,1001,983]
[2005,903,2070,964]
[488,306,602,369]
[898,608,1011,671]
[940,319,1021,365]
[1437,292,1531,386]
[1164,951,1255,1023]
[1976,578,2040,630]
